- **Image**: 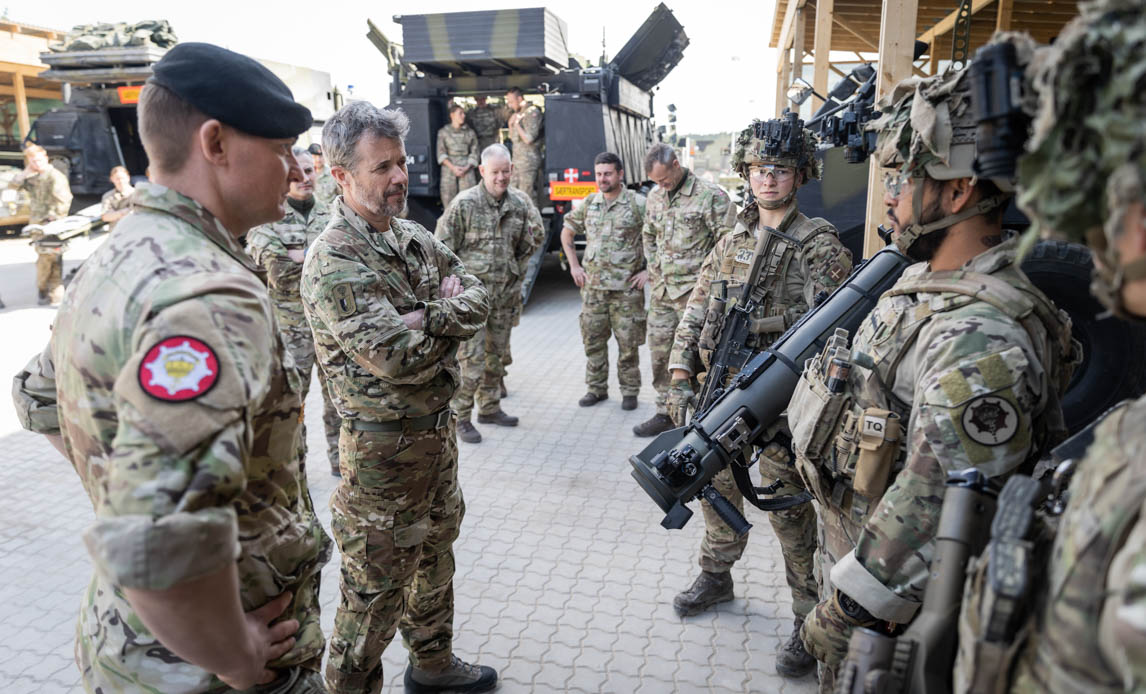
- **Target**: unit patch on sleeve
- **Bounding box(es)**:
[332,283,358,318]
[138,336,221,402]
[961,394,1019,446]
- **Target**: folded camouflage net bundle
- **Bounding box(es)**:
[50,20,178,52]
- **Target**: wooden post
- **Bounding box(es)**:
[777,47,791,116]
[812,0,834,111]
[996,0,1014,30]
[793,5,807,83]
[863,0,919,258]
[929,38,939,74]
[13,72,29,139]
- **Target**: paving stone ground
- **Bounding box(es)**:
[0,233,818,693]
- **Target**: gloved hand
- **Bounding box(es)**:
[667,379,695,426]
[800,590,877,670]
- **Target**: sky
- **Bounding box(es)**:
[13,0,783,134]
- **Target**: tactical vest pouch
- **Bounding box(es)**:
[852,409,902,499]
[790,347,850,466]
[954,552,1033,694]
[699,282,728,351]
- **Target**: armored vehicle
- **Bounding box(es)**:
[372,4,688,300]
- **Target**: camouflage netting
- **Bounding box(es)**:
[731,119,821,182]
[1018,0,1146,246]
[50,20,178,52]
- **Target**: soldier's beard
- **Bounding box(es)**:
[361,184,407,219]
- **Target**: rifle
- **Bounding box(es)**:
[694,224,775,412]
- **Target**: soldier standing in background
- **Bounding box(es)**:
[954,8,1146,691]
[436,143,545,444]
[793,67,1075,693]
[246,145,342,477]
[301,101,496,694]
[667,118,852,678]
[560,151,647,410]
[11,43,331,693]
[9,143,72,305]
[311,142,340,206]
[99,165,135,231]
[505,87,543,207]
[436,103,479,209]
[466,95,506,155]
[634,142,735,437]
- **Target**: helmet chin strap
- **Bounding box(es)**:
[893,186,1010,256]
[758,188,798,210]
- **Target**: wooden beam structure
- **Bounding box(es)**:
[812,0,835,110]
[996,0,1015,30]
[793,5,808,86]
[0,84,60,100]
[13,73,29,138]
[776,46,791,117]
[863,0,920,257]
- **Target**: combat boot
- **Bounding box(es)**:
[404,654,498,693]
[621,395,637,410]
[578,392,608,407]
[633,413,674,437]
[457,420,482,444]
[672,570,734,617]
[477,409,518,427]
[776,617,816,677]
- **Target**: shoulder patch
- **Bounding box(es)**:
[332,283,358,318]
[139,336,221,402]
[961,394,1019,446]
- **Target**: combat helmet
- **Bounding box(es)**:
[870,65,1011,256]
[732,112,820,209]
[1018,0,1146,320]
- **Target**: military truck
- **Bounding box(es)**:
[371,4,688,299]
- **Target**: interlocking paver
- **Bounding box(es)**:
[0,238,817,693]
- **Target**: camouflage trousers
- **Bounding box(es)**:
[451,302,513,420]
[648,291,693,415]
[806,500,866,694]
[326,420,464,694]
[439,165,477,209]
[35,251,64,302]
[510,162,541,209]
[285,325,342,471]
[579,287,646,397]
[699,442,819,620]
[208,667,326,693]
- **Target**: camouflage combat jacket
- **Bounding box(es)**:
[301,200,489,422]
[466,104,506,150]
[642,168,736,300]
[11,183,332,692]
[435,183,545,306]
[315,168,340,207]
[100,185,134,230]
[562,188,647,291]
[437,124,479,169]
[11,165,72,224]
[246,198,332,332]
[991,395,1146,693]
[668,204,852,374]
[509,103,543,168]
[789,238,1074,625]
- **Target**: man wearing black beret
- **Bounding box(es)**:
[12,42,332,693]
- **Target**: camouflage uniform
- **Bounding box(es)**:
[508,102,543,206]
[315,168,340,207]
[670,203,852,619]
[436,124,479,208]
[100,184,134,231]
[435,184,544,420]
[643,168,735,415]
[790,239,1073,691]
[247,197,341,471]
[10,165,72,302]
[11,182,333,693]
[465,103,506,154]
[301,199,489,694]
[563,188,647,396]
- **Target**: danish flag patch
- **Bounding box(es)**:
[138,336,220,402]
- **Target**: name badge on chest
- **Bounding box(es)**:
[734,248,754,265]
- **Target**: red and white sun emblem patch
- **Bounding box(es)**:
[138,336,220,402]
[563,168,579,182]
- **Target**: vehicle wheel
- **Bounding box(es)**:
[1021,240,1146,434]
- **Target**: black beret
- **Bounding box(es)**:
[150,42,312,139]
[307,143,322,156]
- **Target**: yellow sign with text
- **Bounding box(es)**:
[549,182,598,201]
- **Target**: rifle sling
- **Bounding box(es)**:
[729,461,813,511]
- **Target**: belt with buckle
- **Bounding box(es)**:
[348,408,452,433]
